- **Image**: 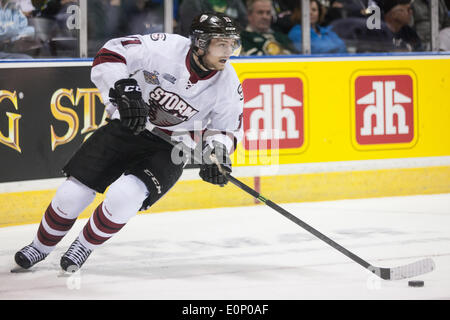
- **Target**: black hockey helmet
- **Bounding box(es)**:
[190,12,241,56]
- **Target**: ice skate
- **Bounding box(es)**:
[12,243,48,272]
[60,238,92,273]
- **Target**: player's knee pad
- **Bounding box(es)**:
[103,174,149,223]
[52,177,97,219]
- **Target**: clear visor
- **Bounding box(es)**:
[206,35,241,57]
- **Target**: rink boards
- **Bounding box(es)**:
[0,54,450,227]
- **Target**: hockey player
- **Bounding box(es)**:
[13,12,244,272]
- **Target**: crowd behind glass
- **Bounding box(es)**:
[1,0,449,59]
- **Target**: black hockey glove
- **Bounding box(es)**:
[112,78,149,135]
[199,141,232,186]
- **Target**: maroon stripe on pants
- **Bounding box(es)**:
[44,205,76,232]
[37,224,64,246]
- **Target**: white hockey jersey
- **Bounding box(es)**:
[91,33,244,153]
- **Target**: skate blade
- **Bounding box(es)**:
[57,266,80,278]
[57,270,71,278]
[10,264,34,273]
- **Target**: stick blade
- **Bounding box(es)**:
[389,258,436,280]
[371,258,436,280]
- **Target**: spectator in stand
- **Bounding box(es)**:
[288,0,347,53]
[0,0,35,58]
[29,0,71,17]
[120,0,165,34]
[329,15,394,53]
[177,0,247,36]
[27,0,79,57]
[411,0,450,50]
[87,0,124,57]
[8,0,35,16]
[240,0,297,55]
[323,0,370,25]
[115,0,179,36]
[271,0,296,34]
[376,0,423,51]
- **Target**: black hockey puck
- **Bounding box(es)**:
[408,280,424,287]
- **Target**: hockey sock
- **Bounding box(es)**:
[32,177,96,254]
[78,201,126,249]
[78,174,149,250]
[34,203,77,253]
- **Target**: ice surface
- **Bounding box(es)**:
[1,194,449,300]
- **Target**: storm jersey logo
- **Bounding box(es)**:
[148,87,198,127]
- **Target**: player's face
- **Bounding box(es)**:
[203,38,240,70]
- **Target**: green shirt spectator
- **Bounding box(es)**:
[240,0,297,56]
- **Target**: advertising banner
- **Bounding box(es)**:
[0,65,107,182]
[231,56,450,166]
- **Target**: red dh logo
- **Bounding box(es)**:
[355,75,414,145]
[242,78,304,150]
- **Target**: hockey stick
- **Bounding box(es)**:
[150,127,435,280]
[215,172,435,280]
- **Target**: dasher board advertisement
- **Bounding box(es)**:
[0,65,106,183]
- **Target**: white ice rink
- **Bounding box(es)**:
[0,193,449,300]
